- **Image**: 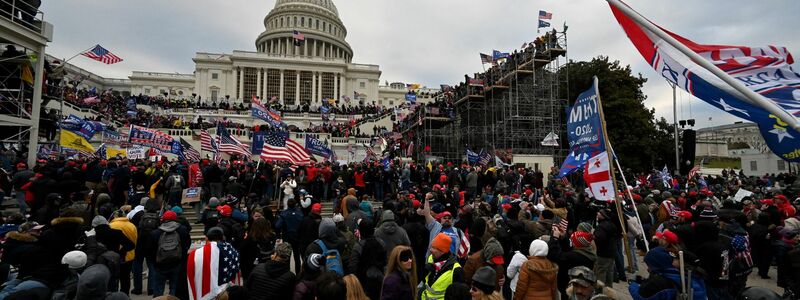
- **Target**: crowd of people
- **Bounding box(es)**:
[0,153,796,300]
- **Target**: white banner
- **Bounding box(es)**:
[127,145,146,159]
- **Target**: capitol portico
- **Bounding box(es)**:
[127,0,423,109]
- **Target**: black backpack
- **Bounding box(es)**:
[139,212,160,234]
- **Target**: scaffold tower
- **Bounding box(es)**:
[0,1,53,166]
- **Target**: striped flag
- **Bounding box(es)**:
[81,45,123,64]
[260,131,311,166]
[293,30,305,46]
[180,137,201,162]
[688,165,701,179]
[457,228,470,259]
[187,241,242,300]
[539,10,553,20]
[200,129,221,162]
[217,124,251,158]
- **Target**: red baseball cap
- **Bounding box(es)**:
[311,203,322,214]
[15,162,26,169]
[490,255,504,265]
[437,211,452,220]
[412,200,421,208]
[655,230,679,244]
[161,211,178,222]
[676,211,693,220]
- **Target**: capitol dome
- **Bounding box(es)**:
[256,0,353,62]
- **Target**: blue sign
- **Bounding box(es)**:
[405,93,417,104]
[251,131,266,155]
[61,114,100,141]
[305,135,332,158]
[558,78,606,177]
[466,148,480,164]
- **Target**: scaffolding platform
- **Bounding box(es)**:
[409,31,569,165]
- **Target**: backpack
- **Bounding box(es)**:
[139,212,160,234]
[156,230,182,264]
[315,239,344,276]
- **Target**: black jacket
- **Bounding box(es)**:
[245,259,296,300]
[94,224,135,258]
[594,218,620,258]
[146,221,191,271]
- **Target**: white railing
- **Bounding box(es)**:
[0,0,44,34]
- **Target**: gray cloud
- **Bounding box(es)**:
[40,0,800,128]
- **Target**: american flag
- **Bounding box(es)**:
[180,137,201,163]
[688,165,701,179]
[81,45,123,64]
[187,241,242,300]
[538,10,553,20]
[260,131,310,166]
[293,30,305,41]
[457,228,470,259]
[217,124,251,159]
[200,129,221,162]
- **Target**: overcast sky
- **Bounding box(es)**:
[40,0,800,129]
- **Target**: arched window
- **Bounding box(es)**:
[280,18,283,27]
[293,16,297,26]
[316,19,319,29]
[301,17,305,27]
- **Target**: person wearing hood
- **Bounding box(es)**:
[513,239,558,300]
[349,219,386,300]
[1,221,42,281]
[629,247,707,300]
[75,264,117,300]
[344,189,368,232]
[375,210,411,256]
[463,237,505,291]
[200,197,221,234]
[34,208,86,288]
[718,210,752,297]
[108,210,137,295]
[593,208,620,288]
[245,242,296,299]
[146,211,190,296]
[92,215,135,263]
[306,218,347,270]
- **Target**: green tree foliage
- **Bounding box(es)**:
[559,56,676,172]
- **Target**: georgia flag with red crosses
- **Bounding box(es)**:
[584,151,616,201]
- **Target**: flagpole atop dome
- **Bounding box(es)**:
[606,0,800,132]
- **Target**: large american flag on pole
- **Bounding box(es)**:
[187,241,242,300]
[81,45,123,64]
[200,129,220,162]
[217,124,251,159]
[260,131,311,166]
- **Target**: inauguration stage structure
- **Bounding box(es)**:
[401,30,569,165]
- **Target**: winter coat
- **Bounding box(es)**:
[345,197,368,233]
[1,230,38,277]
[547,236,596,298]
[146,221,190,271]
[507,251,527,293]
[463,238,505,290]
[381,269,414,300]
[292,279,315,300]
[375,210,411,256]
[629,269,707,300]
[94,224,135,261]
[276,207,303,241]
[297,213,322,253]
[245,259,296,300]
[75,265,111,300]
[594,218,620,258]
[350,237,386,300]
[513,256,558,300]
[108,217,137,262]
[34,216,85,287]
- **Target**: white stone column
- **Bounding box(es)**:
[279,69,285,105]
[256,68,262,101]
[286,38,291,56]
[313,39,318,57]
[237,67,244,101]
[333,72,339,101]
[311,72,317,103]
[295,71,300,105]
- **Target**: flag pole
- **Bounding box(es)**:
[606,0,800,132]
[64,45,97,64]
[594,76,635,272]
[610,144,650,252]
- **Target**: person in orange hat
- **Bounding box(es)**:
[421,232,464,299]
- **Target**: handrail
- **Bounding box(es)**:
[0,0,44,34]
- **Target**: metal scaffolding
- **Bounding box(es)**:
[408,30,569,163]
[0,0,53,166]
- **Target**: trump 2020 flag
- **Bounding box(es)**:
[609,1,800,161]
[188,241,242,300]
[584,151,615,201]
[558,78,605,177]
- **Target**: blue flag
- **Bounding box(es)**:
[381,157,391,171]
[558,77,605,177]
[466,148,480,164]
[538,20,550,28]
[492,50,509,61]
[305,135,333,158]
[405,93,417,104]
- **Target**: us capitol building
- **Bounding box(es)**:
[66,0,433,109]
